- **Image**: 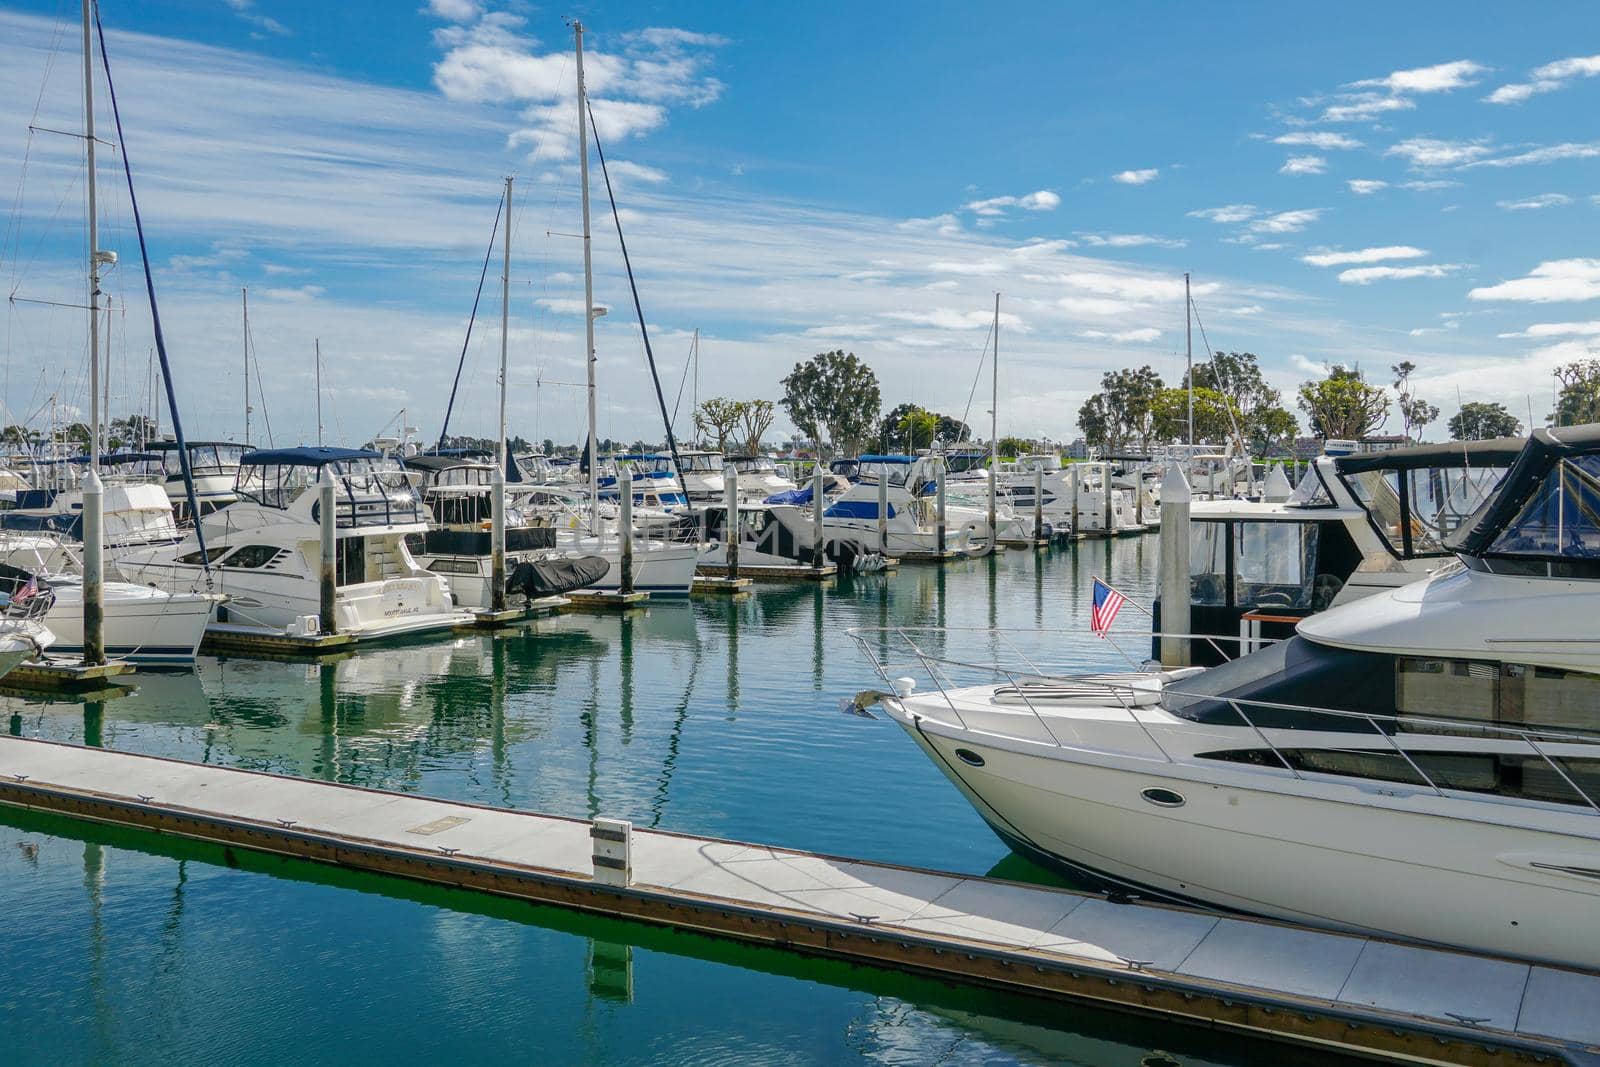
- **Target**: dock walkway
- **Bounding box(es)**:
[0,736,1595,1066]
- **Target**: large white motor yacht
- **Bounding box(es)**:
[768,455,976,558]
[857,426,1600,969]
[119,446,468,640]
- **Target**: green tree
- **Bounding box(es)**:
[1448,402,1521,440]
[897,408,940,451]
[1391,361,1439,442]
[997,436,1035,458]
[1554,361,1600,426]
[693,397,743,453]
[736,398,776,455]
[1188,351,1297,453]
[1,425,34,450]
[1297,365,1389,440]
[780,350,882,458]
[1100,365,1164,451]
[1151,386,1238,444]
[541,438,555,456]
[877,403,969,450]
[61,422,92,448]
[1076,394,1110,452]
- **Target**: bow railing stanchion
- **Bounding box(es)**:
[1524,731,1600,812]
[1364,712,1445,796]
[1226,699,1304,779]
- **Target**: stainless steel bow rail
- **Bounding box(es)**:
[846,625,1600,814]
[0,735,1596,1066]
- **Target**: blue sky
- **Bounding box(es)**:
[2,0,1598,448]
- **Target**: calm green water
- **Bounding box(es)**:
[0,540,1350,1066]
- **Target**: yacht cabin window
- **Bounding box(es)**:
[1488,455,1600,560]
[1189,521,1319,610]
[858,462,911,487]
[1342,464,1510,558]
[680,454,723,473]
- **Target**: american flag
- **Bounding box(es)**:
[1090,577,1126,637]
[12,576,38,605]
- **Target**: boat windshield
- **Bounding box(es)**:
[733,457,776,474]
[1190,519,1320,610]
[680,454,723,473]
[858,461,911,487]
[1488,455,1600,560]
[237,458,418,514]
[1342,463,1510,558]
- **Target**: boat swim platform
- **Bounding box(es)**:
[897,549,962,563]
[1,658,132,696]
[0,736,1594,1067]
[458,597,569,630]
[695,562,837,582]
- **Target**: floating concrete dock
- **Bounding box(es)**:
[690,575,753,595]
[560,589,650,611]
[0,658,131,695]
[695,562,837,582]
[0,737,1594,1064]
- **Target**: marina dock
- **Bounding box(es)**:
[2,735,1595,1067]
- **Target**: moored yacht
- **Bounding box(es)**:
[727,454,797,500]
[119,446,468,640]
[674,449,727,503]
[768,454,975,558]
[857,425,1600,969]
[147,439,251,522]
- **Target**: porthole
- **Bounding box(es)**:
[1141,787,1185,808]
[954,748,985,767]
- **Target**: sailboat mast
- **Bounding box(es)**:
[83,0,100,469]
[691,326,699,445]
[242,286,251,446]
[989,291,999,536]
[1185,271,1193,447]
[315,338,323,446]
[575,21,599,524]
[498,174,512,473]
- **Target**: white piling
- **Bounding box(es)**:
[1069,463,1080,539]
[490,466,507,611]
[318,465,338,635]
[1102,463,1114,535]
[1158,465,1192,668]
[811,464,826,568]
[81,468,104,666]
[935,457,947,555]
[1032,463,1044,541]
[618,468,635,596]
[723,464,739,580]
[877,469,890,554]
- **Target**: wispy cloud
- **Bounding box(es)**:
[1350,59,1487,95]
[1486,53,1600,104]
[1462,142,1600,168]
[1497,193,1572,211]
[1346,179,1388,195]
[1280,154,1327,175]
[1248,208,1324,233]
[1385,137,1492,168]
[1111,168,1159,185]
[1273,131,1362,150]
[1338,264,1463,284]
[1302,246,1427,267]
[1498,320,1600,339]
[962,190,1061,216]
[1187,203,1257,223]
[1080,327,1161,343]
[224,0,290,37]
[1077,233,1187,249]
[1469,259,1600,302]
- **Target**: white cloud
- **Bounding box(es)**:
[1346,179,1388,195]
[1498,321,1600,339]
[432,15,727,159]
[1077,233,1187,249]
[899,213,963,237]
[1469,259,1600,302]
[1248,208,1323,233]
[1497,193,1573,211]
[1385,137,1492,168]
[1319,95,1415,123]
[1188,203,1257,223]
[963,190,1061,216]
[1291,354,1327,376]
[259,284,326,301]
[1273,131,1362,150]
[1111,168,1159,185]
[1463,142,1600,168]
[1302,245,1428,267]
[1486,54,1600,104]
[1080,327,1161,343]
[1352,59,1486,94]
[1337,264,1463,284]
[1399,179,1460,191]
[605,160,669,185]
[425,0,482,20]
[223,0,290,36]
[880,308,1028,332]
[1280,154,1327,175]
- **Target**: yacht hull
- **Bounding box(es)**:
[40,585,214,664]
[890,703,1600,969]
